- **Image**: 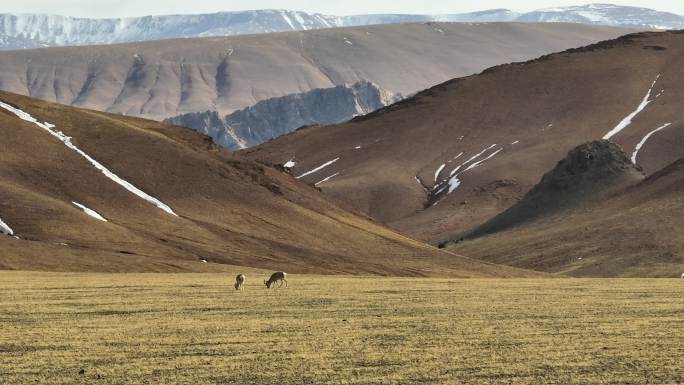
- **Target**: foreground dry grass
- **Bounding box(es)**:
[0,272,682,385]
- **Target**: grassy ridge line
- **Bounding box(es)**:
[1,272,682,384]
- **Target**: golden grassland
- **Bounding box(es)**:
[0,271,682,385]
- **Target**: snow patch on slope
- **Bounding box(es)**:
[434,164,446,183]
[438,144,503,198]
[0,216,14,235]
[296,157,340,179]
[315,172,340,186]
[72,202,108,222]
[0,100,178,216]
[604,74,661,140]
[631,123,672,164]
[463,148,504,173]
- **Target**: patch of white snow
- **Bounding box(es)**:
[463,148,503,173]
[415,176,429,193]
[461,144,497,167]
[0,216,14,236]
[449,165,462,177]
[631,123,672,164]
[72,202,108,222]
[447,176,461,194]
[296,157,340,179]
[603,74,661,140]
[0,100,178,216]
[284,159,296,168]
[315,172,339,186]
[282,13,297,30]
[434,164,446,183]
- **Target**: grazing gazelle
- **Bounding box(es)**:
[264,272,288,288]
[234,274,246,291]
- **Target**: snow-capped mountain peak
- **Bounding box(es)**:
[1,4,683,50]
[519,3,684,29]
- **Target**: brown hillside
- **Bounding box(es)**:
[0,91,535,277]
[245,31,684,242]
[0,23,636,120]
[449,140,645,241]
[447,157,684,277]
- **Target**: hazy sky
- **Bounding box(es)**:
[4,1,684,18]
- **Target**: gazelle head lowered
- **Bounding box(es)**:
[234,274,246,291]
[264,272,288,289]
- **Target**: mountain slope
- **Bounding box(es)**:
[165,81,399,150]
[0,22,635,122]
[0,90,534,277]
[446,155,684,277]
[0,4,679,48]
[244,31,684,242]
[452,140,645,240]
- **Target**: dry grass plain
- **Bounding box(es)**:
[1,271,682,385]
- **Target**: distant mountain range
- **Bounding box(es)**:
[244,30,684,249]
[0,22,627,148]
[1,4,682,49]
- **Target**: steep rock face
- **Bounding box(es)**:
[165,81,399,150]
[0,34,48,50]
[0,11,341,46]
[0,5,680,48]
[448,140,645,241]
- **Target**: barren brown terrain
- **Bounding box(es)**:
[448,156,684,277]
[0,23,636,120]
[438,140,683,277]
[245,31,684,243]
[0,90,536,277]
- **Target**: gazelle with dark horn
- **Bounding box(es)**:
[264,272,288,288]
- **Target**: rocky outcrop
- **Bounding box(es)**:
[165,81,400,150]
[450,140,646,242]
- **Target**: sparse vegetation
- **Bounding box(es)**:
[1,272,682,384]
